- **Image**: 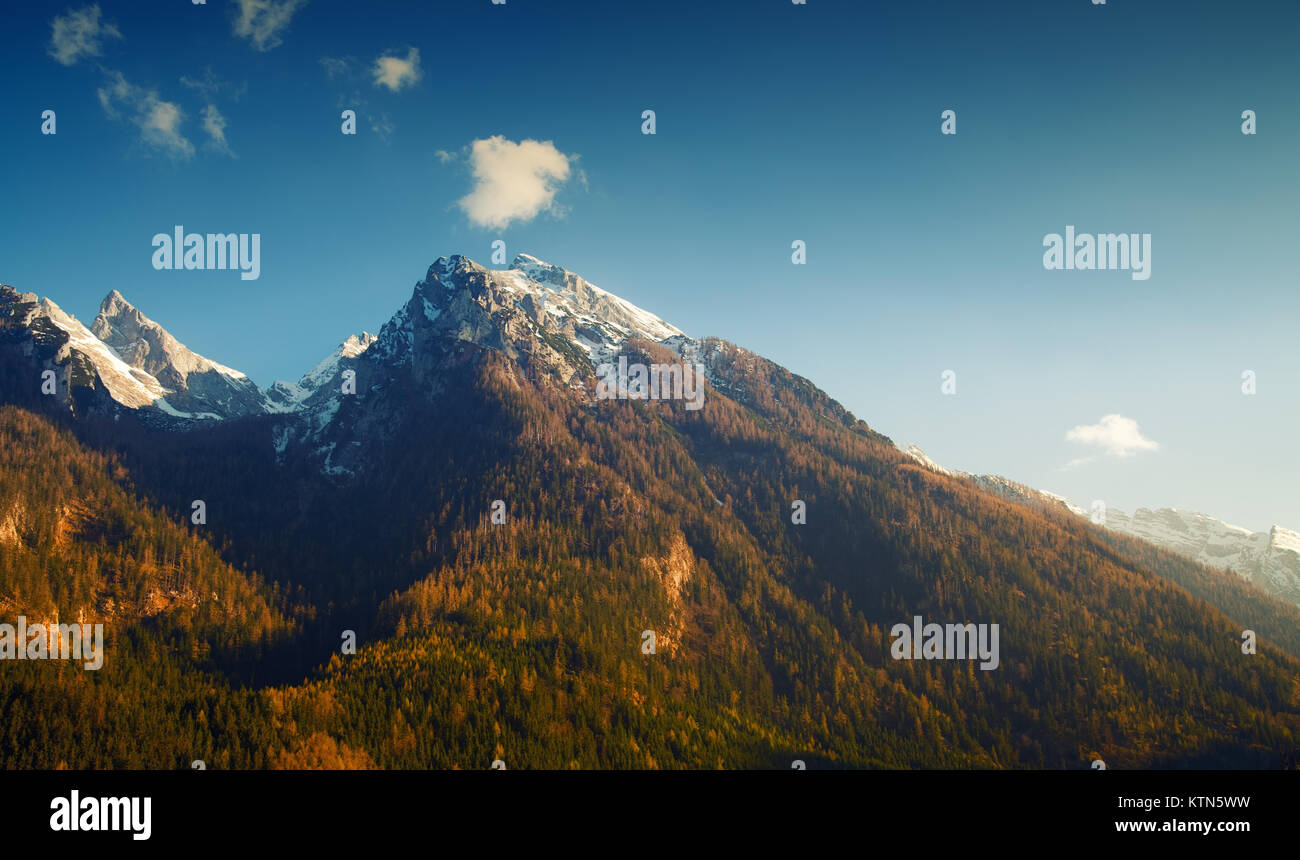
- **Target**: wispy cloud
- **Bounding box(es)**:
[318,57,391,137]
[370,113,395,142]
[97,71,194,160]
[232,0,307,52]
[180,68,246,102]
[319,56,353,79]
[180,69,241,157]
[456,136,574,230]
[201,104,235,156]
[1061,414,1159,469]
[372,48,422,92]
[48,4,121,66]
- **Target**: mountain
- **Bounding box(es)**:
[10,253,690,432]
[1,283,274,421]
[1093,509,1300,606]
[92,290,274,419]
[362,252,686,374]
[1,283,167,414]
[265,332,377,413]
[3,256,1300,770]
[266,253,697,475]
[900,443,1300,607]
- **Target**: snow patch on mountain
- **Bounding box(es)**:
[506,253,685,343]
[93,291,272,418]
[1270,525,1300,556]
[267,333,376,412]
[37,298,171,409]
[95,291,246,378]
[900,444,953,476]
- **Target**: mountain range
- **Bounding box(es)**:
[1,253,688,417]
[2,254,1299,769]
[10,258,1296,608]
[898,444,1300,608]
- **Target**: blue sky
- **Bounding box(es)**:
[1,0,1297,531]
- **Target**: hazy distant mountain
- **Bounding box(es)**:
[900,443,1300,607]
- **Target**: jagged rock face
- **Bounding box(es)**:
[278,254,696,475]
[92,291,272,419]
[0,286,62,355]
[5,254,842,477]
[0,284,157,416]
[265,333,377,413]
[368,254,683,383]
[1100,509,1300,607]
[1,252,697,444]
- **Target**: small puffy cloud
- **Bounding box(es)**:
[457,136,574,230]
[49,4,121,66]
[97,71,194,160]
[372,48,421,92]
[435,149,456,164]
[140,102,191,159]
[233,0,307,52]
[201,104,235,156]
[1063,413,1159,467]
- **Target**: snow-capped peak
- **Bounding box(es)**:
[36,297,170,409]
[94,291,246,380]
[510,252,549,268]
[339,332,377,359]
[502,252,685,342]
[266,332,376,412]
[1270,525,1300,556]
[899,444,954,476]
[509,253,567,285]
[371,253,689,373]
[92,290,271,418]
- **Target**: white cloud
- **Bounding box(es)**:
[457,136,574,230]
[372,48,422,92]
[49,4,121,66]
[435,149,456,164]
[1064,414,1159,462]
[97,71,194,160]
[1059,456,1097,471]
[233,0,307,52]
[202,104,235,156]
